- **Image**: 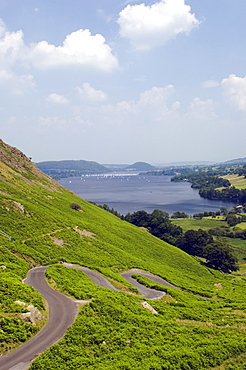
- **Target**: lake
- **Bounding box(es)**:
[59,174,236,216]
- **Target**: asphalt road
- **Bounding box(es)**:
[63,263,178,299]
[121,269,178,299]
[0,266,78,370]
[0,264,178,369]
[62,262,118,291]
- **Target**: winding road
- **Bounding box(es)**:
[0,264,177,370]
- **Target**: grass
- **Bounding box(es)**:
[171,217,246,266]
[222,175,246,190]
[234,222,246,230]
[2,140,246,368]
[171,217,226,232]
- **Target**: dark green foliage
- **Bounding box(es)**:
[171,211,189,219]
[70,203,81,211]
[175,229,213,257]
[203,242,238,273]
[171,172,231,189]
[226,213,239,227]
[124,209,182,243]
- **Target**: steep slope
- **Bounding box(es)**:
[1,140,246,369]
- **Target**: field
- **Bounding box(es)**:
[171,216,246,269]
[171,217,226,232]
[222,175,246,189]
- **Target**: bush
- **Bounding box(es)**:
[70,203,81,211]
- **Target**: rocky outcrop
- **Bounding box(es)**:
[15,301,44,325]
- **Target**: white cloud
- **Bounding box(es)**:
[187,97,216,118]
[138,85,174,107]
[117,0,200,50]
[76,82,108,102]
[221,74,246,112]
[0,20,118,72]
[0,21,26,68]
[101,85,179,124]
[0,69,35,94]
[29,29,119,71]
[46,93,69,105]
[202,80,219,88]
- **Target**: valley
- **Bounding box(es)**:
[1,140,246,369]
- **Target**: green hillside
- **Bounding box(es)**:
[1,140,246,369]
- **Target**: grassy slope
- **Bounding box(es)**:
[222,175,246,190]
[1,141,246,369]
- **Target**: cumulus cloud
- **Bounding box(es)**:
[105,85,179,123]
[117,0,200,50]
[0,21,26,68]
[221,74,246,112]
[0,69,35,94]
[202,80,219,88]
[138,85,174,107]
[187,97,216,118]
[76,82,108,102]
[0,20,118,71]
[46,93,69,105]
[29,29,118,71]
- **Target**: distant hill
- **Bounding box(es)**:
[36,160,111,178]
[124,161,156,171]
[222,157,246,165]
[36,160,156,178]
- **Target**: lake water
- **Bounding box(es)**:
[59,174,236,216]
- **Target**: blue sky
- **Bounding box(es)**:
[0,0,246,164]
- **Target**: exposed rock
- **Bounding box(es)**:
[26,304,43,325]
[74,226,95,238]
[13,201,25,213]
[51,237,64,246]
[16,301,43,325]
[15,300,26,306]
[4,200,30,216]
[214,283,223,290]
[140,301,158,314]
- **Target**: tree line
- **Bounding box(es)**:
[171,167,246,203]
[96,204,239,274]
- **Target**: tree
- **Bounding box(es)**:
[175,229,213,257]
[124,210,150,227]
[70,203,81,211]
[220,207,228,216]
[203,242,238,273]
[171,211,189,219]
[226,214,239,227]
